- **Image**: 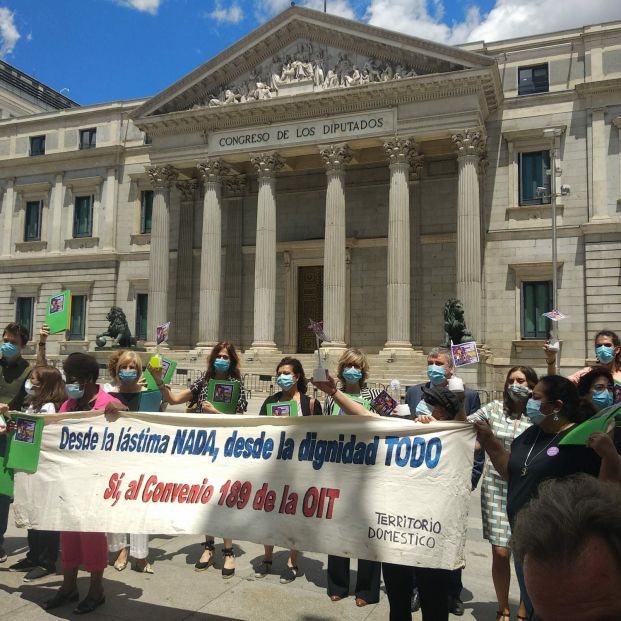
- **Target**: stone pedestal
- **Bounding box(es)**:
[250,152,284,351]
[319,143,351,352]
[452,129,485,342]
[145,165,177,347]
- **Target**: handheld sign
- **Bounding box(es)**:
[267,401,299,417]
[371,390,399,417]
[332,394,371,416]
[6,413,44,473]
[156,322,170,345]
[144,357,177,391]
[451,341,479,367]
[0,458,13,496]
[45,290,71,334]
[309,318,330,381]
[559,404,621,446]
[138,390,163,413]
[207,379,240,414]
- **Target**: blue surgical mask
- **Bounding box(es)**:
[427,365,446,386]
[342,367,363,384]
[416,400,432,416]
[276,373,295,390]
[525,398,546,425]
[508,383,530,402]
[118,369,138,383]
[0,342,20,359]
[596,345,615,364]
[66,383,85,400]
[214,358,230,373]
[592,390,614,411]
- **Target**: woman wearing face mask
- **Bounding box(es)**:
[577,367,615,412]
[255,357,321,583]
[467,367,536,621]
[320,349,383,607]
[474,375,621,619]
[44,353,127,614]
[152,341,247,578]
[545,329,621,387]
[104,350,154,574]
[7,366,65,582]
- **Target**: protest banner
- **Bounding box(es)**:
[13,413,475,570]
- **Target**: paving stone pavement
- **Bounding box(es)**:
[0,399,521,620]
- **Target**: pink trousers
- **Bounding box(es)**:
[60,531,108,572]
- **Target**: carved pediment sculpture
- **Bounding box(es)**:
[194,40,423,110]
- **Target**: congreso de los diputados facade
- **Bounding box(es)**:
[1,6,621,386]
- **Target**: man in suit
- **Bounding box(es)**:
[405,346,482,616]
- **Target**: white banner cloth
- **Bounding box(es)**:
[14,412,476,569]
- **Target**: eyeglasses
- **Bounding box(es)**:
[592,384,613,392]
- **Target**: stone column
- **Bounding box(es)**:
[452,129,485,342]
[174,179,198,347]
[319,143,351,350]
[222,176,246,346]
[591,107,609,220]
[410,154,424,347]
[382,138,420,353]
[197,159,227,348]
[145,165,177,347]
[49,174,65,253]
[102,166,117,251]
[250,152,284,351]
[0,178,14,257]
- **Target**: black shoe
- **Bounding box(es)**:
[74,593,105,614]
[24,566,54,582]
[221,546,235,579]
[254,559,272,579]
[411,588,421,613]
[449,595,465,616]
[43,588,79,610]
[9,557,36,572]
[194,539,215,571]
[279,565,298,584]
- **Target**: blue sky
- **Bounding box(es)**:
[0,0,619,105]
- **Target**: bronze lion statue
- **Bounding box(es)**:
[95,307,137,348]
[444,298,473,346]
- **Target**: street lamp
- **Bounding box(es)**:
[536,128,570,371]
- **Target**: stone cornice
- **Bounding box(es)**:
[132,7,494,119]
[0,145,124,171]
[576,78,621,96]
[135,69,501,137]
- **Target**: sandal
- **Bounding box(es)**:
[74,593,106,614]
[221,546,235,579]
[133,560,154,574]
[113,560,128,571]
[194,539,215,571]
[496,613,511,621]
[254,559,272,579]
[43,587,79,610]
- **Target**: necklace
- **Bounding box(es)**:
[521,429,562,477]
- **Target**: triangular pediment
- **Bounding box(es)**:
[133,6,495,119]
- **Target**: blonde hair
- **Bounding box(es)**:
[108,350,143,380]
[337,348,370,386]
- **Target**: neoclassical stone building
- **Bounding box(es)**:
[1,7,620,383]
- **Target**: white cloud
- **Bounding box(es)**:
[209,2,244,24]
[0,7,20,58]
[364,0,621,45]
[115,0,162,15]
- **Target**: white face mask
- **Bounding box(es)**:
[25,378,37,396]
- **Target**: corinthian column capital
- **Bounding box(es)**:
[384,137,419,167]
[319,143,352,172]
[197,158,227,185]
[223,174,247,198]
[176,179,199,201]
[451,128,486,159]
[250,152,284,178]
[146,165,177,190]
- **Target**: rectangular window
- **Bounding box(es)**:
[135,294,148,341]
[24,200,42,241]
[519,151,551,206]
[69,295,86,340]
[143,133,152,145]
[518,64,549,96]
[79,128,97,149]
[29,135,46,156]
[521,281,552,339]
[15,297,34,336]
[140,190,153,234]
[73,195,93,238]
